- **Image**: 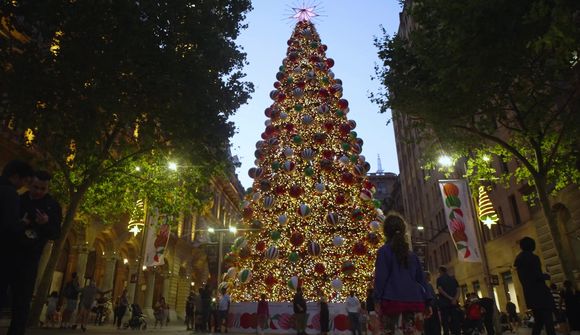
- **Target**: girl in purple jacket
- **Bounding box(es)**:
[373,215,432,334]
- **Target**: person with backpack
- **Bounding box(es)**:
[61,272,81,329]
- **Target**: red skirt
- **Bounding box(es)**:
[380,300,425,316]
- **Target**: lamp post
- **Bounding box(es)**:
[438,155,494,298]
[205,226,258,285]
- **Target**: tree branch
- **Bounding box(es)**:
[453,124,539,177]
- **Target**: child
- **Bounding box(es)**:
[45,291,59,328]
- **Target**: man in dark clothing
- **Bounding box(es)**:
[424,272,441,335]
[478,296,495,335]
[185,291,196,330]
[199,284,212,332]
[0,160,34,327]
[514,237,555,335]
[436,266,460,335]
[9,170,62,335]
[292,287,307,335]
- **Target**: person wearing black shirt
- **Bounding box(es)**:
[10,170,62,335]
[437,266,460,335]
[293,287,307,335]
[199,284,212,332]
[478,296,495,335]
[0,160,34,335]
[514,237,555,335]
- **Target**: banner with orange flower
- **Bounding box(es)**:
[438,180,481,262]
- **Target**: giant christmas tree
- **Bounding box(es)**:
[224,15,385,302]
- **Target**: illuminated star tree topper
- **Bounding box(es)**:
[291,5,319,22]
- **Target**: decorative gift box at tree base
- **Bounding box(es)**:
[228,302,349,334]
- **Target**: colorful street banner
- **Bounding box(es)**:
[438,180,481,262]
[144,208,171,267]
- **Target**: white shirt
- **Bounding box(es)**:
[345,296,360,313]
[219,294,231,311]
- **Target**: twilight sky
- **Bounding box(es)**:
[229,1,401,188]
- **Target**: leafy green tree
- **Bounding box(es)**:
[0,0,253,324]
[374,0,579,283]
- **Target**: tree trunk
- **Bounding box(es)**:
[27,189,85,327]
[534,175,577,286]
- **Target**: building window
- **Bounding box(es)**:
[509,195,522,225]
[502,271,521,313]
[472,281,482,298]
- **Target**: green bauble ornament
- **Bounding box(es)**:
[349,131,358,139]
[304,166,314,176]
[350,155,359,163]
[271,161,281,171]
[279,65,285,71]
[288,252,299,263]
[293,135,303,144]
[309,41,318,49]
[373,199,382,208]
[322,77,330,84]
[270,230,281,241]
[294,104,303,112]
[286,77,294,84]
[342,142,351,151]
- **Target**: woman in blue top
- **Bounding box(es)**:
[374,215,432,334]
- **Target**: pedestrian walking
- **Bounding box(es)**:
[423,272,441,335]
[366,288,380,335]
[61,272,81,328]
[373,215,432,335]
[115,289,129,329]
[74,279,111,332]
[216,287,231,333]
[200,284,212,332]
[185,291,196,330]
[346,290,362,335]
[437,266,460,335]
[293,286,307,335]
[514,236,556,335]
[562,280,580,331]
[319,294,330,335]
[44,291,59,328]
[506,297,519,333]
[154,296,168,328]
[256,293,270,335]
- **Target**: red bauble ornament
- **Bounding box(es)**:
[274,81,281,89]
[296,81,306,89]
[364,180,377,192]
[314,263,325,274]
[338,99,349,110]
[326,58,335,68]
[287,39,293,46]
[288,52,298,62]
[323,121,334,132]
[261,132,268,140]
[352,242,368,256]
[290,232,305,247]
[322,150,334,159]
[309,55,320,63]
[339,123,351,135]
[336,193,347,205]
[274,185,286,195]
[319,89,330,98]
[341,172,355,185]
[239,247,251,259]
[255,241,266,252]
[277,93,286,102]
[264,108,272,117]
[289,185,303,198]
[320,159,333,171]
[284,123,295,133]
[265,274,277,287]
[313,132,327,144]
[242,207,253,220]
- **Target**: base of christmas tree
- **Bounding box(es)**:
[227,302,351,334]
